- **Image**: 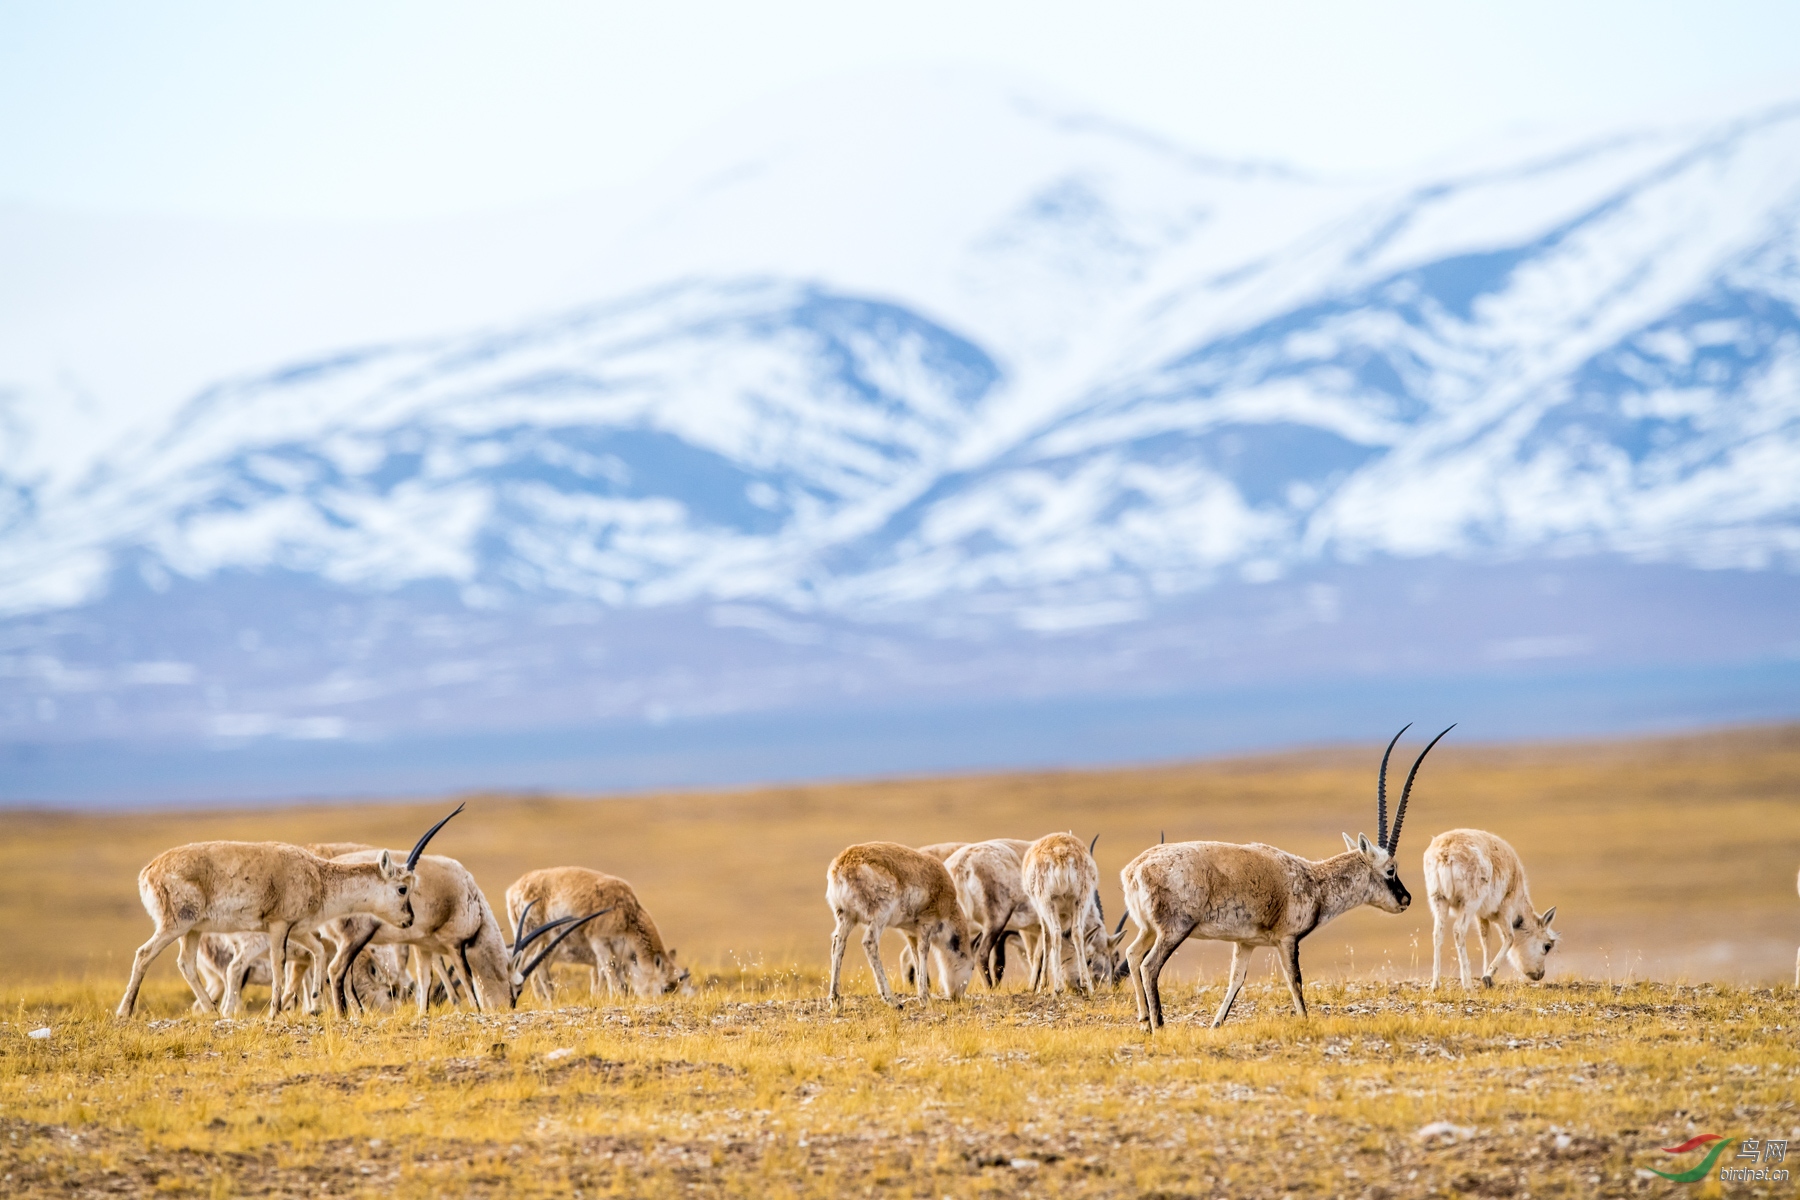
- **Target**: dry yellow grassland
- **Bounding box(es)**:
[2,725,1798,1196]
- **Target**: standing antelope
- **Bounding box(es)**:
[1423,828,1558,989]
[199,841,378,1016]
[115,806,463,1019]
[1021,833,1121,996]
[1123,725,1451,1030]
[504,868,691,999]
[826,842,977,1007]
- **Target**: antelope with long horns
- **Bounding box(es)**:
[115,806,463,1019]
[826,842,977,1007]
[321,851,600,1016]
[1123,725,1452,1030]
[1423,828,1558,989]
[504,868,691,999]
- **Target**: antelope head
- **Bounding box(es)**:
[1507,905,1559,981]
[1344,725,1454,913]
[378,801,466,928]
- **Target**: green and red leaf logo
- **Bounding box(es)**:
[1652,1134,1737,1182]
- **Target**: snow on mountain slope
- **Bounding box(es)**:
[0,280,1000,616]
[827,102,1800,619]
[2,78,1798,636]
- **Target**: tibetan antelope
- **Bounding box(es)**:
[1123,725,1452,1030]
[321,849,596,1015]
[1423,828,1558,989]
[115,807,463,1019]
[826,841,977,1007]
[900,842,970,985]
[197,840,378,1016]
[1021,833,1123,996]
[944,839,1036,988]
[504,868,691,999]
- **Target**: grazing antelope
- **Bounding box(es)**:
[900,842,970,985]
[944,840,1041,988]
[1423,828,1558,989]
[504,868,691,999]
[115,806,463,1019]
[1124,725,1451,1030]
[826,841,977,1007]
[1021,833,1120,996]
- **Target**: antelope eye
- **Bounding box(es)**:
[398,886,408,895]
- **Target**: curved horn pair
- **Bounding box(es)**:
[517,907,615,983]
[511,911,577,962]
[405,802,465,871]
[1387,725,1454,854]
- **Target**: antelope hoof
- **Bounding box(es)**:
[1481,975,1494,988]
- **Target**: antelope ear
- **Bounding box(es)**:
[1355,833,1375,857]
[1512,914,1525,930]
[1541,906,1556,926]
[1343,833,1358,853]
[379,849,394,877]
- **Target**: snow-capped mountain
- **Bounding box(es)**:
[4,75,1799,796]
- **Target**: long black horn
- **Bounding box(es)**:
[511,913,577,962]
[1113,911,1127,936]
[510,899,538,954]
[1159,830,1165,844]
[518,907,614,981]
[1388,724,1453,854]
[405,802,465,870]
[1092,888,1104,925]
[1376,724,1411,850]
[1088,833,1099,856]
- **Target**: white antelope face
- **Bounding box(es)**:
[1507,906,1559,981]
[375,851,418,929]
[1343,834,1411,914]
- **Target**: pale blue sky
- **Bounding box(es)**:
[3,1,1797,219]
